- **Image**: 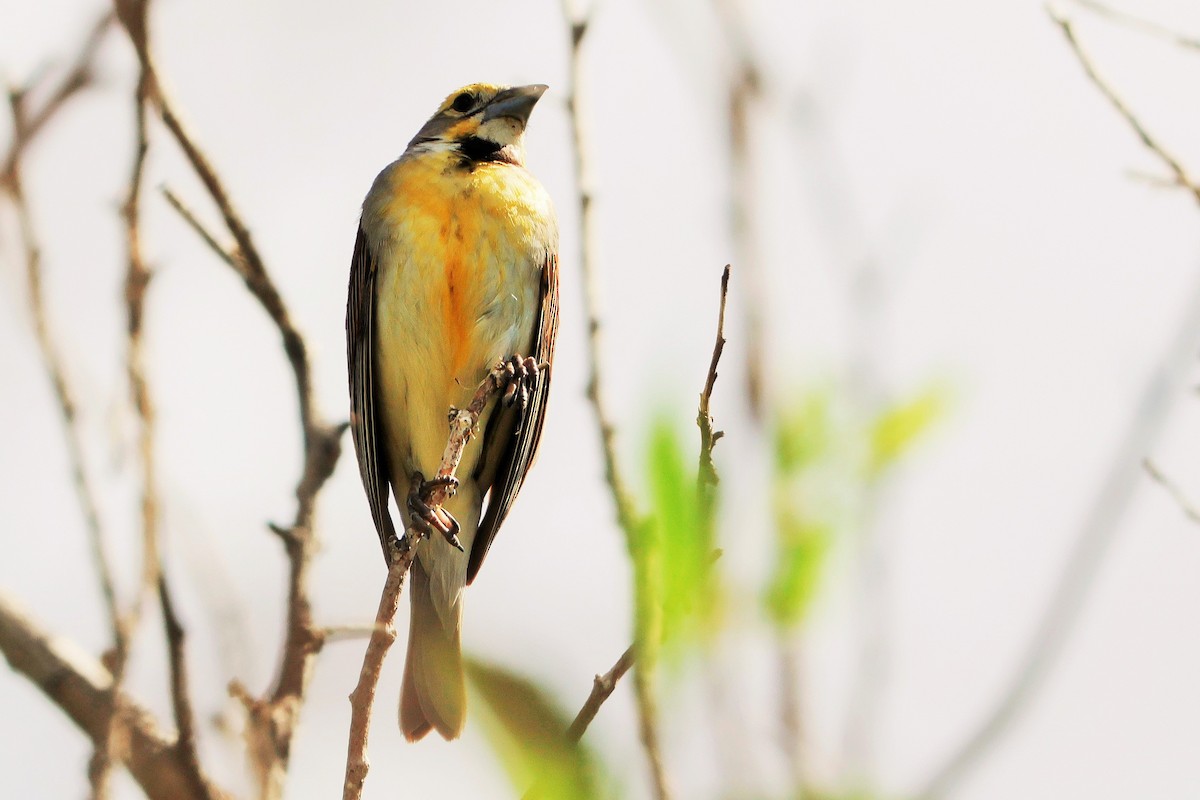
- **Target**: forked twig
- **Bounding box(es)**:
[1051,10,1200,206]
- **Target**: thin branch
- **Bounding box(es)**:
[160,185,237,268]
[714,0,767,420]
[157,578,211,798]
[0,19,128,797]
[1051,10,1200,207]
[0,589,231,800]
[1074,0,1200,51]
[1143,459,1200,525]
[560,3,671,798]
[0,13,114,184]
[2,8,120,666]
[113,3,345,794]
[697,264,730,507]
[565,644,636,743]
[342,361,516,800]
[916,22,1200,784]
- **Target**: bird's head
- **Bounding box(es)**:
[406,83,548,166]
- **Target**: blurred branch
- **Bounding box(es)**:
[917,19,1200,797]
[0,17,130,798]
[113,1,345,794]
[566,644,636,743]
[0,13,114,183]
[1073,0,1200,51]
[157,578,210,797]
[1051,10,1200,206]
[342,360,517,800]
[1,7,119,660]
[714,0,767,419]
[1143,459,1200,525]
[0,589,230,800]
[560,3,672,798]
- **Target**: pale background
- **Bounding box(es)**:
[1,0,1199,798]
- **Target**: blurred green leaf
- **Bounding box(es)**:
[866,385,946,478]
[764,511,832,627]
[466,657,602,800]
[774,387,835,474]
[645,416,721,654]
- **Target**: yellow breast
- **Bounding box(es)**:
[362,149,555,480]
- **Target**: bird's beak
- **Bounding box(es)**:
[482,84,548,127]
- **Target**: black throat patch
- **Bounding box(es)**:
[458,136,520,166]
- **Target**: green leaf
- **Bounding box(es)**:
[764,512,832,627]
[466,657,601,800]
[866,385,947,477]
[645,416,720,653]
[774,388,835,474]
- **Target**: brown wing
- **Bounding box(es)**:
[467,250,560,583]
[346,224,397,560]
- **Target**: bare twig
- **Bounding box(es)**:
[342,361,515,800]
[1051,11,1200,206]
[157,579,211,798]
[2,8,119,666]
[0,589,230,800]
[565,644,636,743]
[0,13,114,184]
[1143,459,1200,525]
[0,18,128,797]
[160,185,237,268]
[917,22,1200,790]
[113,2,345,793]
[560,3,671,798]
[714,0,767,420]
[697,264,730,507]
[1074,0,1200,51]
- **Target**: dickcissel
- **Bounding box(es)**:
[346,83,558,741]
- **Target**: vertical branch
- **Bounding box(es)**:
[559,3,671,799]
[714,0,767,420]
[158,578,214,799]
[1,16,124,798]
[114,1,345,795]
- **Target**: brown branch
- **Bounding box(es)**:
[1143,459,1200,525]
[560,3,671,799]
[697,265,730,507]
[0,13,114,185]
[160,186,237,268]
[157,578,211,798]
[1074,0,1200,51]
[113,3,345,794]
[342,361,514,800]
[1051,10,1200,207]
[0,589,231,800]
[714,0,767,420]
[565,644,635,743]
[0,18,129,797]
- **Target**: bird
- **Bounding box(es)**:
[346,83,559,742]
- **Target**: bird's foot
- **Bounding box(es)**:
[406,472,463,552]
[496,354,547,412]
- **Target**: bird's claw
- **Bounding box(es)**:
[406,472,463,552]
[498,354,543,412]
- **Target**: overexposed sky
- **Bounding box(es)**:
[2,1,1200,798]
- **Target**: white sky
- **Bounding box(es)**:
[2,0,1199,798]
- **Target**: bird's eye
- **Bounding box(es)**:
[451,93,474,113]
